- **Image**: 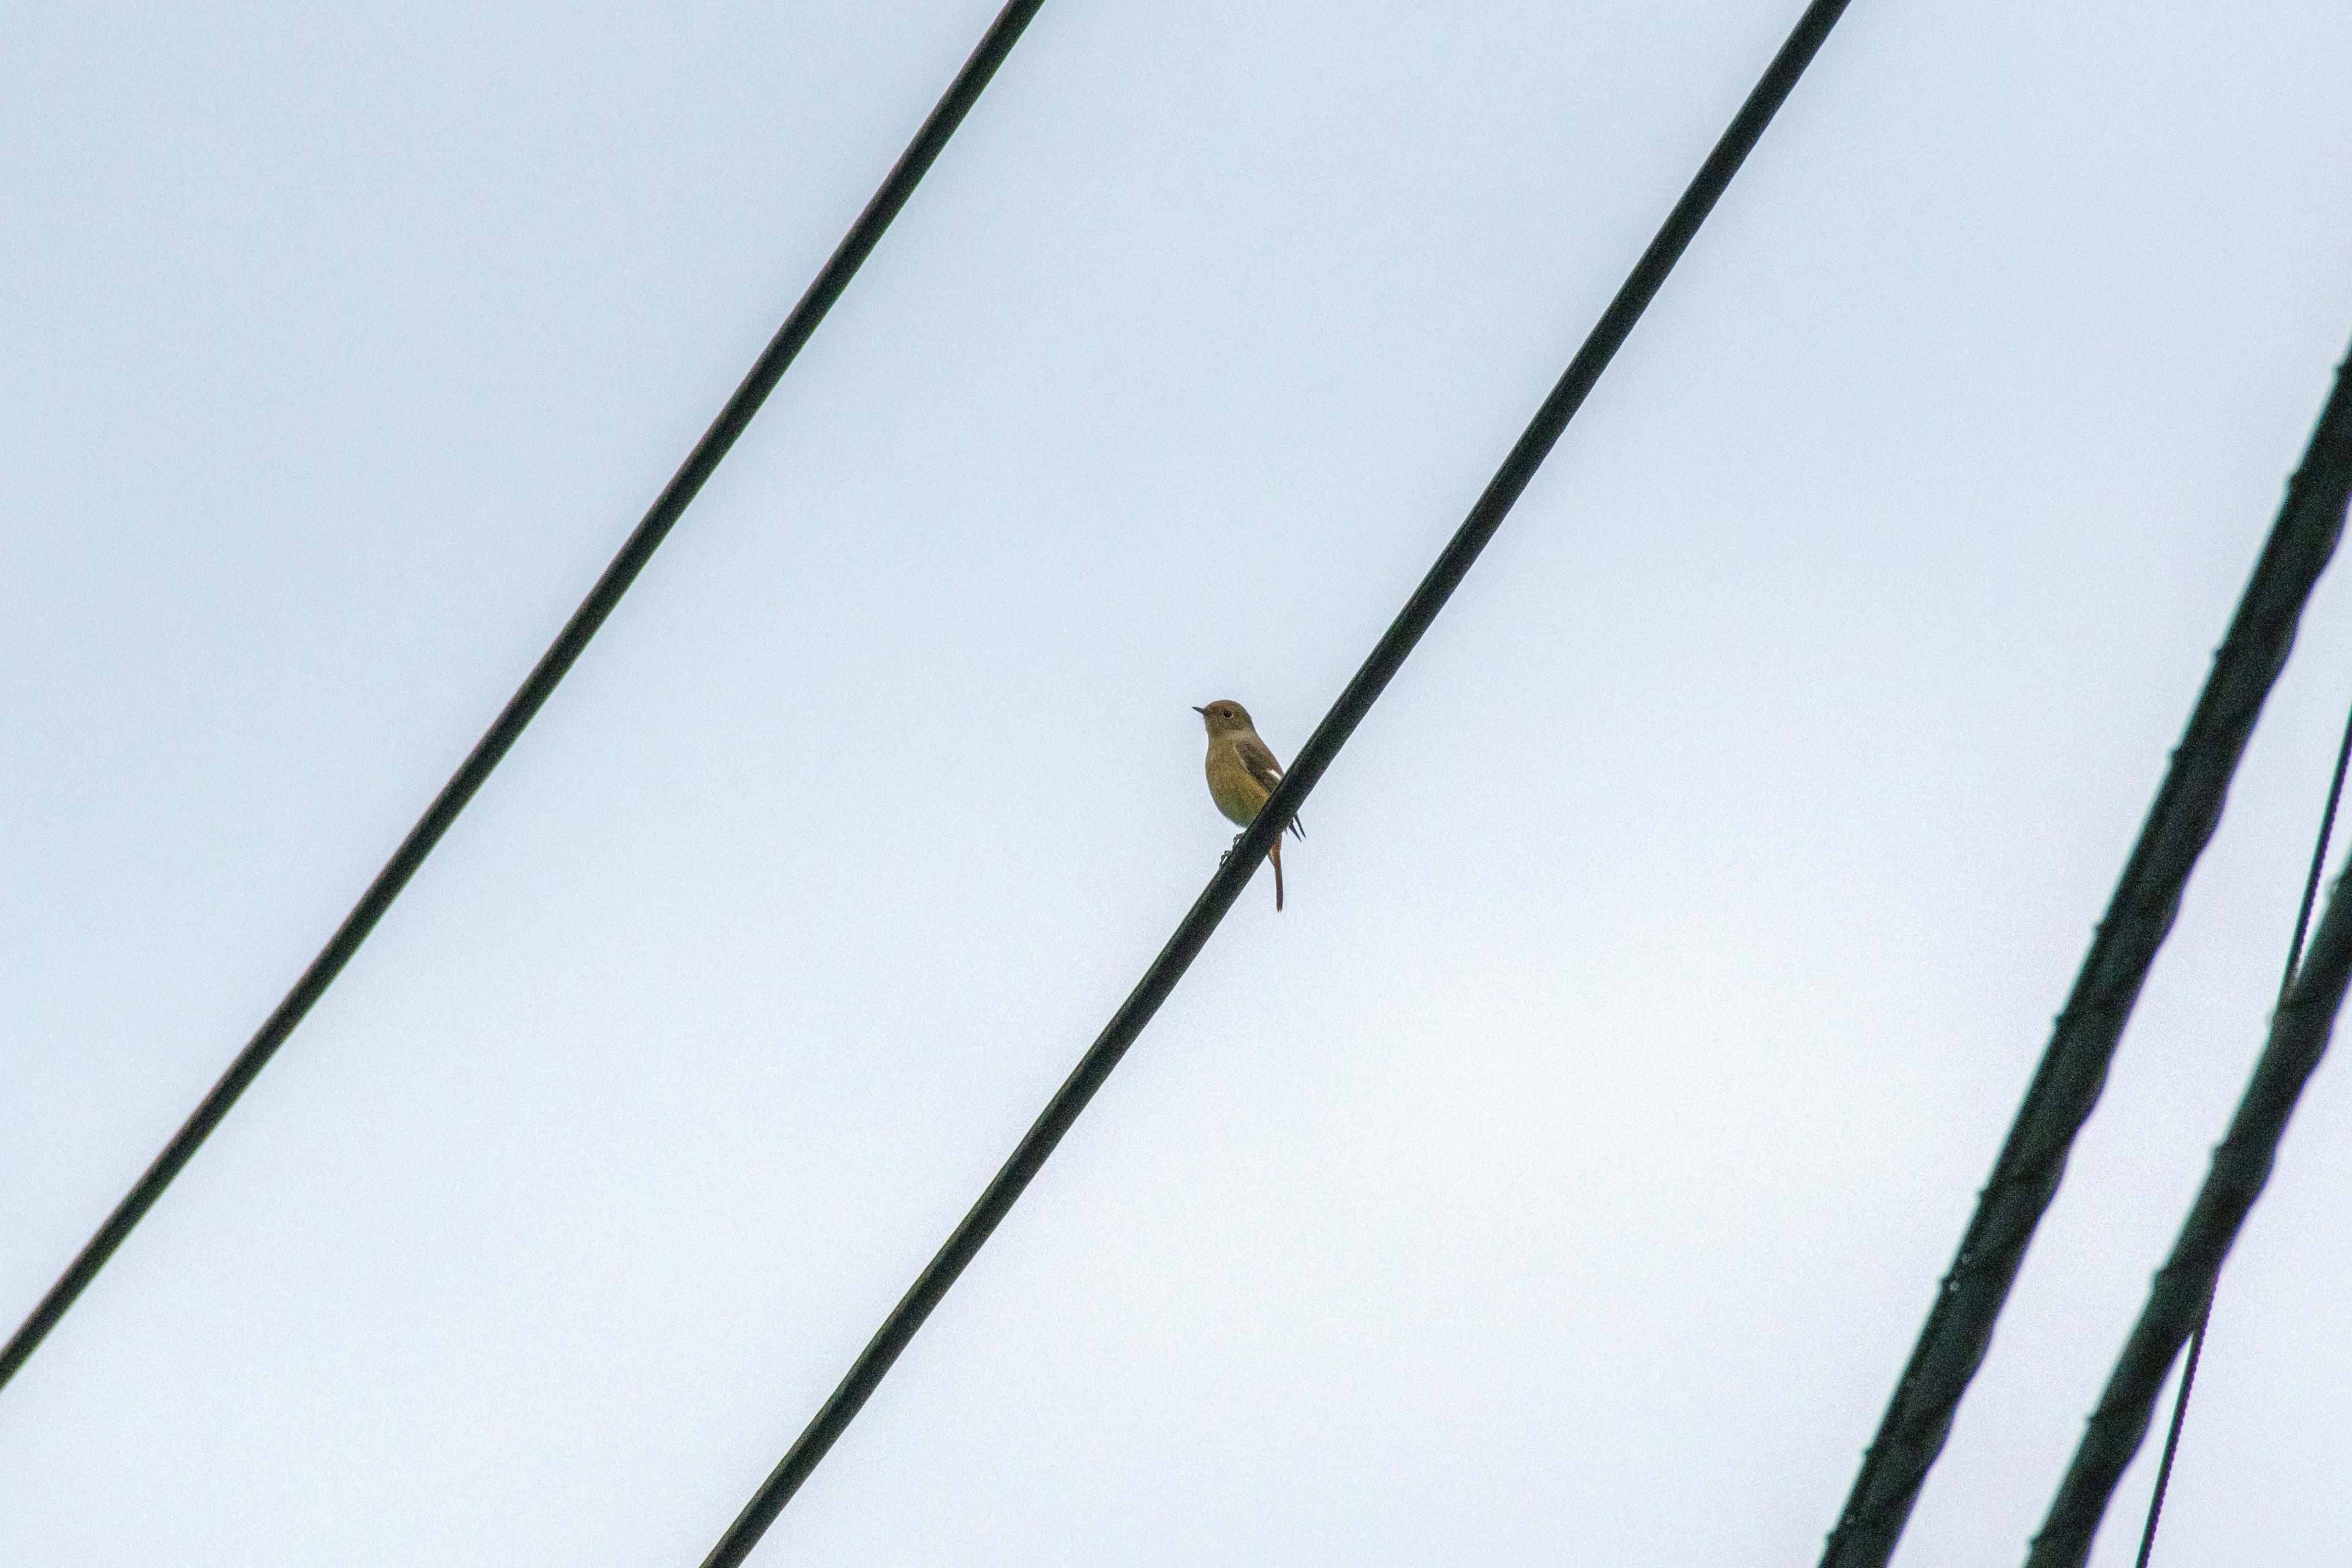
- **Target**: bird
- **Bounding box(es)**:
[1194,699,1305,910]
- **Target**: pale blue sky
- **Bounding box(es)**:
[6,2,2352,1564]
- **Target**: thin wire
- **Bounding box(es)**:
[0,0,1049,1398]
[2130,1323,2207,1568]
[2275,699,2352,1001]
[695,5,1856,1564]
[1821,342,2352,1568]
[2130,687,2352,1568]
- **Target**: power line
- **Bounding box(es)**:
[2129,687,2352,1567]
[1820,342,2352,1568]
[694,4,1856,1564]
[0,0,1048,1398]
[2027,759,2352,1565]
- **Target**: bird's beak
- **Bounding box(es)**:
[1192,706,1206,714]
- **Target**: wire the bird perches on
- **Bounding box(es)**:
[696,4,1858,1564]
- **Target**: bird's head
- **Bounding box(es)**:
[1193,700,1254,736]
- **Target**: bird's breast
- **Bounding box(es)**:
[1205,748,1267,827]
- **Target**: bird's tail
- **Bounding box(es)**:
[1269,832,1286,912]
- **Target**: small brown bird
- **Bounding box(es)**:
[1195,699,1305,910]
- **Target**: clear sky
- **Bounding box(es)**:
[6,2,2352,1564]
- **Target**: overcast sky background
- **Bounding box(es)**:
[7,2,2352,1564]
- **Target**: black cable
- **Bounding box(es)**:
[695,5,1856,1564]
[2026,796,2352,1567]
[1820,342,2352,1568]
[0,0,1047,1398]
[2129,689,2352,1567]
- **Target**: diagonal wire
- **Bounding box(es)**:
[695,4,1856,1564]
[0,0,1049,1397]
[2128,685,2352,1567]
[2026,794,2352,1566]
[1820,342,2352,1568]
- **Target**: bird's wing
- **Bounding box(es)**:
[1238,736,1305,837]
[1236,736,1285,794]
